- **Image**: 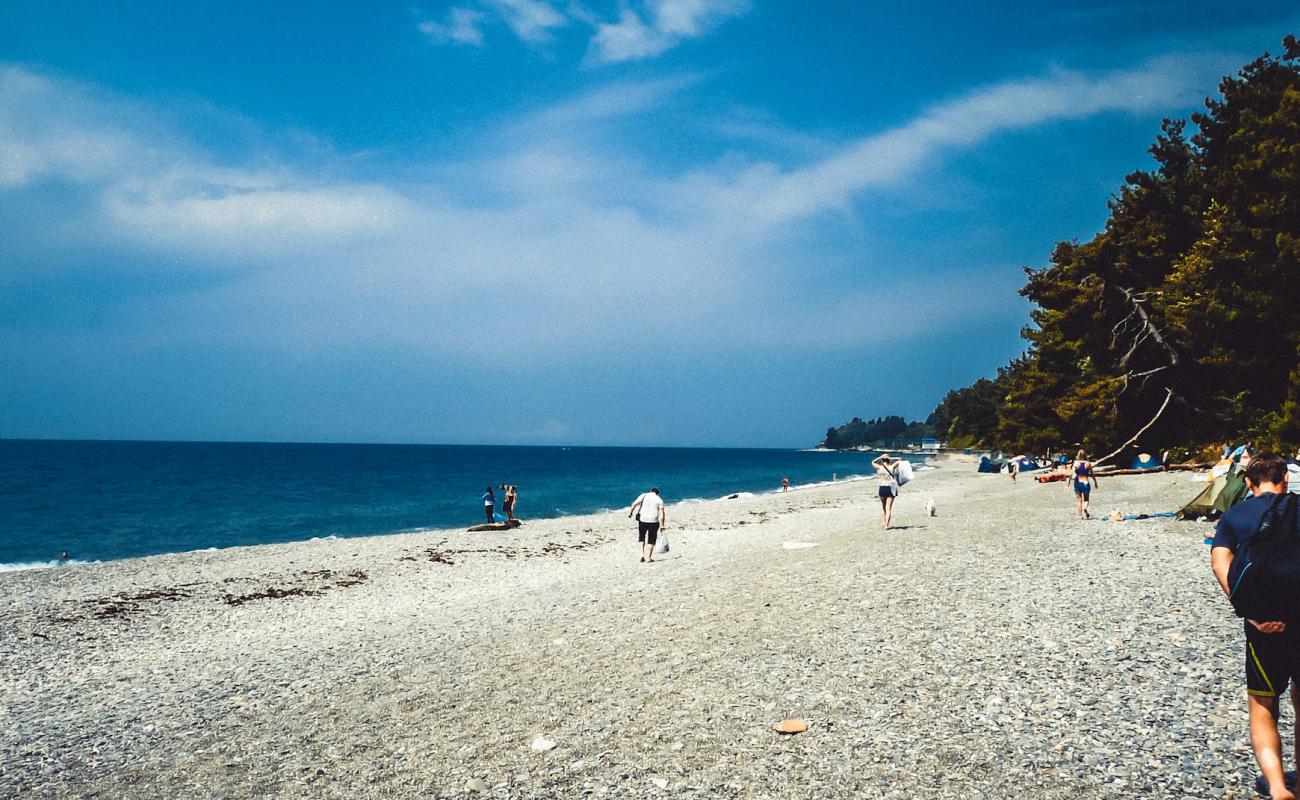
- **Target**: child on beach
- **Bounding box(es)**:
[1210,454,1295,799]
[482,486,496,524]
[1070,451,1098,519]
[871,454,901,529]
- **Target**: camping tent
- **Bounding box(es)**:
[978,456,1004,474]
[1130,453,1160,469]
[1177,468,1249,520]
[1013,457,1043,472]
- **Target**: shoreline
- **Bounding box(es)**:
[3,463,1245,798]
[0,466,909,574]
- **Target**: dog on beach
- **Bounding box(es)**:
[925,497,936,517]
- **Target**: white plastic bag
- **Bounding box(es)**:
[653,531,670,556]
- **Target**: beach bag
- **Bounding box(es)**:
[653,531,670,556]
[1228,493,1300,620]
[895,461,914,487]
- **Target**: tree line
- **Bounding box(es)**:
[928,38,1300,461]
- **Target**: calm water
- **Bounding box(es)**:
[0,440,895,567]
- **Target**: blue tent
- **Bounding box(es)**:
[978,456,1004,473]
[1130,452,1160,469]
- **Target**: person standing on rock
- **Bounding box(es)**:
[871,453,900,530]
[1210,453,1296,800]
[628,488,666,563]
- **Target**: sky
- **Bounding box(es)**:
[1,2,1298,448]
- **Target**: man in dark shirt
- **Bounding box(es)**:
[1211,453,1294,799]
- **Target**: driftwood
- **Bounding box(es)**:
[467,520,523,532]
[1093,466,1166,477]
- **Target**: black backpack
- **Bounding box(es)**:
[1228,493,1300,620]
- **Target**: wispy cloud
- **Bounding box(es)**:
[587,0,749,63]
[0,51,1237,363]
[666,53,1240,228]
[417,0,748,62]
[418,7,489,47]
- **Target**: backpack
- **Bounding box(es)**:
[1228,493,1300,620]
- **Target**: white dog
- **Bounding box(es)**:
[925,497,937,517]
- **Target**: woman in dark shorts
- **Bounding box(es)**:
[871,453,901,530]
[1071,450,1098,519]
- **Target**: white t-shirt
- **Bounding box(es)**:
[636,492,665,523]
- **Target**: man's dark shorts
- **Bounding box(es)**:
[1246,621,1300,698]
[638,521,660,545]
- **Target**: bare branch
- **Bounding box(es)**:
[1094,387,1175,468]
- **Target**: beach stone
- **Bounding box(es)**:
[464,777,487,792]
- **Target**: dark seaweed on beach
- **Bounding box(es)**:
[52,586,194,624]
[402,537,612,566]
[222,569,369,605]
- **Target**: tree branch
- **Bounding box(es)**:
[1093,387,1175,468]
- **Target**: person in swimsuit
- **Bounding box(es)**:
[499,484,518,521]
[871,453,901,529]
[782,476,790,492]
[1070,450,1098,519]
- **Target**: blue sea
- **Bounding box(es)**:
[0,440,900,569]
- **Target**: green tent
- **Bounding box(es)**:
[1177,469,1249,520]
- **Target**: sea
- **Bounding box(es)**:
[0,439,904,570]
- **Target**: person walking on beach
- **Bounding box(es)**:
[1070,450,1098,519]
[871,453,901,529]
[482,486,496,525]
[499,484,518,521]
[628,488,666,563]
[1009,458,1019,482]
[782,476,790,492]
[1210,454,1295,800]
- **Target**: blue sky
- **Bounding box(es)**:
[1,2,1297,447]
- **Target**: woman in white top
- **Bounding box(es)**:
[871,453,901,530]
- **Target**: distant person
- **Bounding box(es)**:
[781,476,790,492]
[871,453,901,529]
[482,486,496,525]
[499,484,518,521]
[628,487,666,563]
[1071,450,1098,519]
[1210,454,1294,800]
[59,551,70,561]
[1009,459,1019,482]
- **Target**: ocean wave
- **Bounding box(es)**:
[0,558,97,573]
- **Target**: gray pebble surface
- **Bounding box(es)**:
[0,460,1269,798]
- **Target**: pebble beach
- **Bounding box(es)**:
[0,458,1270,798]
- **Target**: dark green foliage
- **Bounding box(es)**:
[930,38,1300,457]
[821,415,932,449]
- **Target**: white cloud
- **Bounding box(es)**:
[0,53,1236,361]
[416,0,746,62]
[482,0,566,43]
[419,8,488,47]
[667,53,1239,228]
[587,0,749,64]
